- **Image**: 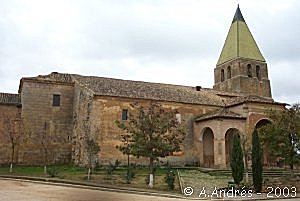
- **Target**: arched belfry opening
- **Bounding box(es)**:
[225,128,241,167]
[202,127,214,167]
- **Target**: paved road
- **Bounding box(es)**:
[0,179,184,201]
[0,179,299,201]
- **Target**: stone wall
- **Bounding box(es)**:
[19,80,74,165]
[214,58,271,97]
[72,82,95,166]
[90,95,218,166]
[0,104,21,164]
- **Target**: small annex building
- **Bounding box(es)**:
[0,6,286,168]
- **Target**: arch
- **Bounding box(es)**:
[202,127,214,167]
[221,69,225,82]
[225,128,241,167]
[256,65,261,80]
[247,64,252,77]
[254,118,272,166]
[255,118,271,129]
[227,66,231,79]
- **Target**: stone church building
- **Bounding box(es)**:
[0,7,285,168]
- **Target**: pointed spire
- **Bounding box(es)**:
[217,5,265,65]
[232,5,245,23]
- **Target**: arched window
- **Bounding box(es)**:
[247,64,252,77]
[221,69,225,82]
[256,65,261,80]
[227,66,231,79]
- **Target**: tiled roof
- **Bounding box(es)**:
[0,93,21,105]
[23,72,230,106]
[36,72,73,83]
[226,95,284,106]
[21,72,285,107]
[195,108,246,122]
[71,74,227,106]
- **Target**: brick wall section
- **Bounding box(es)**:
[19,80,74,165]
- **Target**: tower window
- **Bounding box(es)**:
[247,64,252,77]
[221,69,225,82]
[227,66,231,79]
[52,94,61,106]
[256,65,261,80]
[122,109,128,120]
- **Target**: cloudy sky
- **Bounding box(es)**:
[0,0,299,104]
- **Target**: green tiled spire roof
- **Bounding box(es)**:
[217,6,265,65]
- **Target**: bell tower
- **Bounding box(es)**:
[213,6,272,98]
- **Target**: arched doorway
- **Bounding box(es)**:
[225,128,241,167]
[202,127,214,168]
[255,119,272,166]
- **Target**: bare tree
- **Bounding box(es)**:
[5,115,22,173]
[40,121,54,175]
[86,137,100,180]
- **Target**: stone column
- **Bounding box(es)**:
[214,137,226,168]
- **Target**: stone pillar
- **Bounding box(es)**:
[214,137,226,168]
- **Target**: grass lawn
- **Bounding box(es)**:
[178,169,231,197]
[0,165,180,193]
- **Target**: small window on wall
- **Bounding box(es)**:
[221,69,225,82]
[52,94,61,106]
[122,109,128,120]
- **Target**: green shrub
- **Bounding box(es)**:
[47,166,60,177]
[106,160,121,178]
[164,170,175,190]
[126,164,136,184]
[252,129,263,192]
[230,134,244,186]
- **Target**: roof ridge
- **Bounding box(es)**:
[71,73,199,89]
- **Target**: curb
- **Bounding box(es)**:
[1,175,299,200]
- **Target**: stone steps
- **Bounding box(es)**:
[200,168,300,178]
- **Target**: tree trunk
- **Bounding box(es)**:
[245,153,249,184]
[127,154,130,169]
[10,163,13,173]
[148,157,154,188]
[10,146,14,173]
[88,167,91,180]
[44,148,48,175]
